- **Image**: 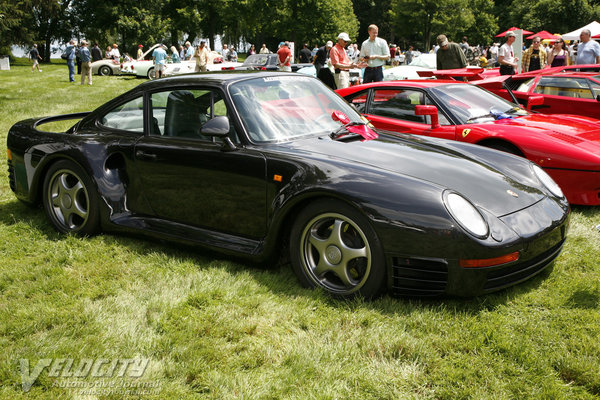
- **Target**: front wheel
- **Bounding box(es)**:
[290,199,386,298]
[146,67,155,80]
[42,160,100,235]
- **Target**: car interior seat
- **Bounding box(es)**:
[164,90,206,138]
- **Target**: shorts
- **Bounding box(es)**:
[156,63,166,72]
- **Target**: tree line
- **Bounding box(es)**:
[1,0,599,61]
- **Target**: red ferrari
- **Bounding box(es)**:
[473,65,600,118]
[337,80,600,205]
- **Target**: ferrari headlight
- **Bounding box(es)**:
[532,164,564,198]
[444,192,489,238]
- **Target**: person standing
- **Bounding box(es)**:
[110,43,120,61]
[331,32,358,89]
[548,38,569,67]
[184,41,194,60]
[65,40,76,82]
[498,31,518,75]
[460,36,469,52]
[259,43,270,54]
[313,40,332,76]
[522,36,547,72]
[435,34,467,70]
[405,45,415,65]
[576,29,600,65]
[152,44,168,79]
[359,24,390,83]
[277,41,292,71]
[228,45,238,62]
[137,44,144,60]
[299,43,312,63]
[91,43,102,62]
[249,44,256,55]
[194,41,209,72]
[79,40,92,85]
[170,46,181,63]
[29,44,42,72]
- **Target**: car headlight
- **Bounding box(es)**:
[532,164,564,198]
[444,192,489,238]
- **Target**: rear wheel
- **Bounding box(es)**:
[42,160,99,235]
[290,199,386,298]
[99,65,112,76]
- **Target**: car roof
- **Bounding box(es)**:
[136,71,301,90]
[342,79,465,92]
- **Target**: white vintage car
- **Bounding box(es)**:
[124,51,241,79]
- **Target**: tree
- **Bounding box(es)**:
[390,0,497,51]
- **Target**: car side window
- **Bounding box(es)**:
[346,91,368,113]
[534,77,594,99]
[590,80,600,99]
[100,96,144,133]
[371,89,426,123]
[149,89,238,142]
[423,95,451,125]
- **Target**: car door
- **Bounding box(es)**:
[133,87,267,239]
[529,76,600,118]
[346,87,455,140]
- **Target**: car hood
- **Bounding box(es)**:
[276,134,546,217]
[497,114,600,143]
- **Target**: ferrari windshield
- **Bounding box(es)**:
[229,75,363,142]
[430,84,527,124]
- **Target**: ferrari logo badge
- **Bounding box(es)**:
[462,129,471,138]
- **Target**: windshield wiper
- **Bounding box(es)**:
[466,113,495,123]
[330,121,367,139]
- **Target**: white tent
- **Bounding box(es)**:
[562,21,600,40]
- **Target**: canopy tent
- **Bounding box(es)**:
[562,21,600,40]
[593,33,600,39]
[526,31,560,40]
[495,27,533,37]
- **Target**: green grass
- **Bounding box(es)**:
[1,58,600,399]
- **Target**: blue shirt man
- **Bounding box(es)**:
[65,40,76,82]
[152,45,168,79]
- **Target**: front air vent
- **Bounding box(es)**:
[391,257,448,296]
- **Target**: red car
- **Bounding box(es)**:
[337,80,600,205]
[473,65,600,118]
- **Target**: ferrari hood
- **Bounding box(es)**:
[499,114,600,143]
[280,134,547,217]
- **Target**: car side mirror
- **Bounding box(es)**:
[414,105,440,129]
[527,95,544,110]
[201,115,230,137]
[201,116,237,151]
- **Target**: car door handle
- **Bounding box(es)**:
[135,150,158,160]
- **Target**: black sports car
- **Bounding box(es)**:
[6,72,569,298]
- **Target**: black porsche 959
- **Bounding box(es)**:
[7,72,569,298]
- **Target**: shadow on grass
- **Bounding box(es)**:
[0,198,558,316]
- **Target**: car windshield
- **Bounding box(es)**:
[229,75,364,142]
[430,84,527,124]
[242,55,270,66]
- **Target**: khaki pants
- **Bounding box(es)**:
[195,64,207,72]
[81,62,92,85]
[334,70,350,89]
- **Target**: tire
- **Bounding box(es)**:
[290,199,386,298]
[42,160,100,235]
[146,67,155,80]
[98,65,112,76]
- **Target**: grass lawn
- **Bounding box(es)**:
[1,58,600,399]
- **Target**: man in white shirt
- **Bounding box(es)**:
[498,31,518,75]
[576,29,600,65]
[359,24,390,83]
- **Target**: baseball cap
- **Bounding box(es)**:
[138,44,144,48]
[326,41,333,47]
[505,31,516,38]
[337,32,351,42]
[436,34,448,47]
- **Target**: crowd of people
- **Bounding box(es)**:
[28,26,600,85]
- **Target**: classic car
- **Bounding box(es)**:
[91,58,123,76]
[473,65,600,118]
[232,54,312,72]
[123,51,240,79]
[337,80,600,205]
[7,73,569,298]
